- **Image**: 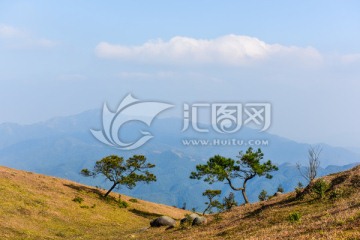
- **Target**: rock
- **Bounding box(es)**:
[274,191,283,196]
[188,213,200,221]
[180,213,200,225]
[150,216,176,228]
[192,216,207,226]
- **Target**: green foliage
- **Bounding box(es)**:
[117,195,129,208]
[129,198,138,203]
[222,192,238,211]
[118,200,129,208]
[190,147,278,204]
[288,212,302,223]
[329,188,344,200]
[202,189,223,215]
[312,179,330,199]
[72,196,84,204]
[277,184,284,193]
[81,155,156,197]
[258,190,268,201]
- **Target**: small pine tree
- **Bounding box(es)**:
[258,189,268,201]
[223,192,238,211]
[312,179,329,199]
[202,189,223,215]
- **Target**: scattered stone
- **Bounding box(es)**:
[192,216,207,226]
[150,216,176,228]
[181,213,200,225]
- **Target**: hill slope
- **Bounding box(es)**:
[1,165,359,240]
[0,166,188,240]
[138,165,360,240]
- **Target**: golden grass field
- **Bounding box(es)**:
[0,166,188,239]
[0,165,359,240]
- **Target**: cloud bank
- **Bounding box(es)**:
[95,35,322,66]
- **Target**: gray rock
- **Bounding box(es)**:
[192,216,207,226]
[180,213,200,225]
[274,191,283,196]
[150,216,176,228]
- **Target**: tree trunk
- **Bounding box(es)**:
[104,182,117,198]
[241,188,249,204]
[242,177,251,204]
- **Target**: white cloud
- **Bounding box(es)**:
[95,35,323,66]
[0,23,57,49]
[0,24,22,38]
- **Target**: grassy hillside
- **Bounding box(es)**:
[0,165,359,240]
[0,166,188,239]
[138,165,360,240]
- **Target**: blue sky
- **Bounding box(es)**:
[1,1,360,148]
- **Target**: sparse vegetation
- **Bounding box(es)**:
[277,184,284,193]
[72,196,84,204]
[118,200,129,208]
[288,212,302,223]
[129,198,138,203]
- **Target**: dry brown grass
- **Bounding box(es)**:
[0,166,189,239]
[0,165,358,240]
[136,165,360,240]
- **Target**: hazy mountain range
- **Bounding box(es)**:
[0,109,359,210]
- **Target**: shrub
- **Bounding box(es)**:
[277,184,284,193]
[295,182,304,199]
[312,179,330,199]
[223,192,238,211]
[288,212,302,223]
[214,213,222,222]
[117,195,129,208]
[329,188,344,200]
[129,198,138,203]
[72,196,84,204]
[258,190,268,201]
[118,200,129,208]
